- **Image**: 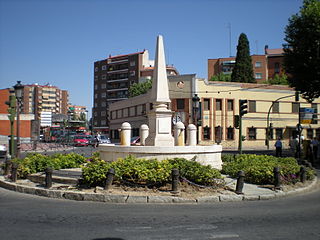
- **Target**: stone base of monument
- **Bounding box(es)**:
[99,144,223,170]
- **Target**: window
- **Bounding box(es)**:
[101,102,106,107]
[274,63,280,73]
[312,103,318,124]
[102,65,107,70]
[203,99,210,111]
[94,67,98,72]
[203,126,211,140]
[176,99,185,110]
[94,111,97,117]
[101,92,106,98]
[255,61,262,68]
[276,128,283,139]
[227,99,234,111]
[101,120,106,126]
[307,129,313,139]
[130,70,135,76]
[94,84,98,90]
[227,127,234,140]
[130,61,136,67]
[272,101,279,113]
[248,127,256,140]
[117,110,122,118]
[215,99,222,111]
[94,102,98,107]
[255,73,262,79]
[316,129,320,139]
[101,83,106,89]
[94,94,98,99]
[101,111,106,117]
[102,74,107,80]
[292,103,300,113]
[248,100,256,112]
[215,126,222,143]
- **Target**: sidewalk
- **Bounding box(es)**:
[0,168,318,204]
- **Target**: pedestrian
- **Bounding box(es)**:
[94,132,101,148]
[275,137,282,157]
[311,137,318,164]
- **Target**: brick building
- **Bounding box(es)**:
[208,46,285,83]
[93,50,178,134]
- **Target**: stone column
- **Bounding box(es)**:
[187,124,197,146]
[120,122,131,146]
[140,124,149,146]
[174,122,185,146]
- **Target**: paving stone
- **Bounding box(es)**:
[148,196,173,203]
[48,190,63,199]
[35,188,50,197]
[104,194,128,203]
[219,195,243,202]
[83,193,105,202]
[22,186,36,195]
[196,196,220,203]
[259,194,276,200]
[126,195,148,203]
[63,192,84,201]
[172,197,196,203]
[243,195,260,201]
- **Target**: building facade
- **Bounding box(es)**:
[208,46,285,83]
[107,76,320,150]
[93,50,178,134]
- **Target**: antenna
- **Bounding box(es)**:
[227,23,232,57]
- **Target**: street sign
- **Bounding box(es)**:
[299,108,315,124]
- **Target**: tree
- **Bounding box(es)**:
[267,74,289,85]
[128,79,152,97]
[210,73,232,82]
[231,33,255,83]
[283,0,320,102]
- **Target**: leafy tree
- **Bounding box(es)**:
[267,74,289,85]
[283,0,320,102]
[209,73,232,82]
[128,79,152,97]
[231,33,255,83]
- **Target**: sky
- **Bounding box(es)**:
[0,0,303,116]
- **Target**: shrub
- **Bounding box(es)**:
[222,154,315,185]
[12,153,87,178]
[81,155,223,187]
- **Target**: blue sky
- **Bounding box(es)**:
[0,0,302,115]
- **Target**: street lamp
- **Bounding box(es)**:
[13,81,23,158]
[192,94,200,143]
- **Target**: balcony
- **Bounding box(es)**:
[107,88,129,92]
[108,78,129,83]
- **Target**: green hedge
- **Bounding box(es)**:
[81,155,222,187]
[12,153,86,178]
[222,154,315,185]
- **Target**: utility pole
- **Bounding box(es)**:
[5,95,16,157]
[238,99,248,154]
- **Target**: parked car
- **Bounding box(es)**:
[0,144,7,159]
[73,135,90,147]
[99,135,112,144]
[131,136,141,145]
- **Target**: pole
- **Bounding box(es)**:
[239,116,242,154]
[16,99,21,159]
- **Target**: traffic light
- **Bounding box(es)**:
[295,91,299,102]
[239,99,248,117]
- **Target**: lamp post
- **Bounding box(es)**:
[13,81,23,159]
[192,94,200,144]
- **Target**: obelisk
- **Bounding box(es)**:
[145,35,174,146]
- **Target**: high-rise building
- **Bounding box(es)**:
[93,50,178,134]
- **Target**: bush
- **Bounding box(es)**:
[81,155,222,187]
[12,153,86,178]
[222,154,315,185]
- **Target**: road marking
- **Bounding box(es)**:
[209,233,240,239]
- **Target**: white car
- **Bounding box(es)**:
[0,144,7,158]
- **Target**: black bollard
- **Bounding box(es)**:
[300,166,306,183]
[171,168,179,194]
[273,167,281,190]
[104,168,115,190]
[45,167,53,188]
[11,162,18,182]
[235,170,245,194]
[4,160,12,176]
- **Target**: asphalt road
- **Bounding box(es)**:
[0,185,320,240]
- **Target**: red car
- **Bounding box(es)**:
[73,135,89,147]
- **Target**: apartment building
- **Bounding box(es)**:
[93,50,179,134]
[208,46,285,83]
[68,104,87,119]
[107,76,320,150]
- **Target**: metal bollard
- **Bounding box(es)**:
[4,160,12,176]
[235,170,245,194]
[45,167,53,188]
[104,168,115,190]
[11,162,18,182]
[273,167,281,190]
[300,166,306,183]
[171,168,180,194]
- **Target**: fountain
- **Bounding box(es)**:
[99,35,222,170]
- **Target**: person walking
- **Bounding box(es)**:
[275,137,282,157]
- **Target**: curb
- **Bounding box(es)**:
[0,176,318,204]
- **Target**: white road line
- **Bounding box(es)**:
[209,233,240,239]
